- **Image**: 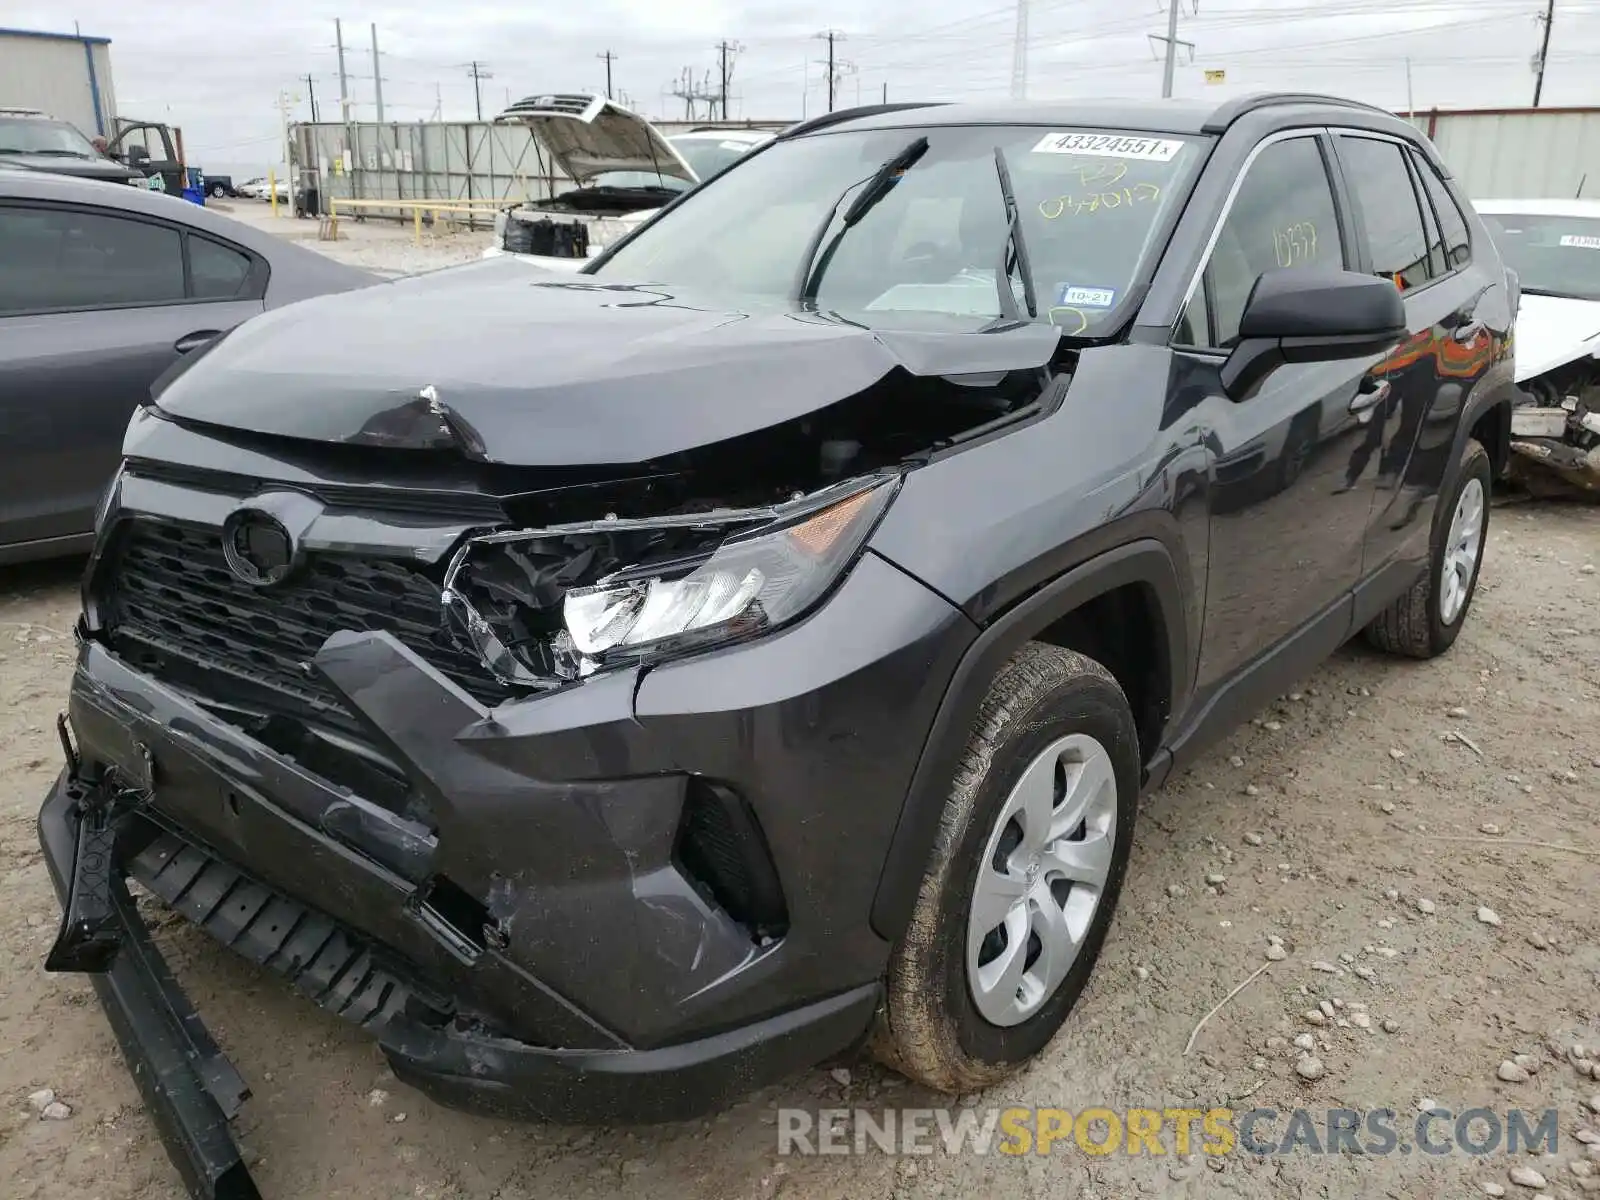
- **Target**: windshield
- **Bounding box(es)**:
[0,116,98,157]
[1480,213,1600,303]
[671,136,759,181]
[591,124,1204,332]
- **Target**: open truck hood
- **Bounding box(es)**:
[494,93,696,187]
[150,256,1062,467]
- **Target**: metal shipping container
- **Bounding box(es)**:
[0,26,117,139]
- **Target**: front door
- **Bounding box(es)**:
[1170,132,1392,692]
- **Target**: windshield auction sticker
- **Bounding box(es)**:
[1031,132,1184,161]
[1558,234,1600,250]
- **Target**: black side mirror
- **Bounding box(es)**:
[1220,268,1407,400]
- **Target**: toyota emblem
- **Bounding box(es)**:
[221,509,297,586]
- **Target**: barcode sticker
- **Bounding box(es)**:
[1031,132,1184,161]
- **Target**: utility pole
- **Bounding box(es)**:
[335,19,351,122]
[815,30,845,112]
[1532,0,1555,107]
[303,74,319,122]
[1148,1,1197,99]
[465,61,492,120]
[1011,0,1030,100]
[1404,57,1415,120]
[597,50,616,100]
[369,24,385,123]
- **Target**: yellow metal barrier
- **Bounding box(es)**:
[320,196,520,245]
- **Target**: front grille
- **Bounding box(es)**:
[99,518,513,734]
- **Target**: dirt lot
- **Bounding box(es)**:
[0,498,1594,1199]
[215,200,498,274]
[2,210,1599,1198]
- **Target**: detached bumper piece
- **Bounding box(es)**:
[38,771,260,1200]
[1508,401,1600,500]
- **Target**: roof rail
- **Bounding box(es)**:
[776,102,949,140]
[1202,92,1392,133]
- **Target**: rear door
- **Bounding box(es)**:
[1330,132,1503,582]
[0,202,264,557]
[1171,131,1391,689]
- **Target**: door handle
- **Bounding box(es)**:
[174,330,221,354]
[1350,378,1390,414]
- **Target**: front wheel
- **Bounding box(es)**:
[1365,437,1492,658]
[872,643,1140,1093]
[210,184,226,199]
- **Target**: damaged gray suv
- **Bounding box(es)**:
[40,93,1519,1192]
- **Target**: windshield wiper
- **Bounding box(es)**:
[1520,285,1596,302]
[984,145,1038,330]
[795,135,930,306]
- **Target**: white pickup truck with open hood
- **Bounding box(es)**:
[1476,198,1600,495]
[484,94,772,272]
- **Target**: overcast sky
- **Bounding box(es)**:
[15,0,1600,175]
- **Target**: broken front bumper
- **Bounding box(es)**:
[40,544,973,1141]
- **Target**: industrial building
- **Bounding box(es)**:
[0,25,117,138]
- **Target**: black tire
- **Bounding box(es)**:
[871,643,1140,1093]
[210,184,226,199]
[1364,437,1492,659]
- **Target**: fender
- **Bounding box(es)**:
[868,539,1189,941]
[1452,359,1518,481]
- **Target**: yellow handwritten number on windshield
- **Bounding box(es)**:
[1040,183,1161,220]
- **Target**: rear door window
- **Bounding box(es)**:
[1336,136,1434,290]
[1410,151,1472,270]
[189,234,254,300]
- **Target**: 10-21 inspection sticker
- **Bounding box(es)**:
[1055,284,1118,308]
[1031,132,1184,161]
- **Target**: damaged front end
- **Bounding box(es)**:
[442,474,898,689]
[1509,350,1600,498]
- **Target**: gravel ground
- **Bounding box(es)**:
[216,198,498,274]
[1,216,1598,1198]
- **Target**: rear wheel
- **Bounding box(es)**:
[210,183,226,199]
[872,643,1140,1092]
[1365,437,1492,658]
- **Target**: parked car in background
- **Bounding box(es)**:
[204,174,237,199]
[236,176,267,198]
[0,171,378,564]
[0,109,145,186]
[37,94,1519,1198]
[1474,199,1600,400]
[485,94,772,269]
[1475,198,1600,492]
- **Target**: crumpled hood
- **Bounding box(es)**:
[152,257,1063,466]
[1513,292,1600,381]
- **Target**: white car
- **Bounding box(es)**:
[1475,198,1600,485]
[484,95,773,272]
[1475,198,1600,401]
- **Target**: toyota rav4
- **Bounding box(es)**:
[39,92,1518,1195]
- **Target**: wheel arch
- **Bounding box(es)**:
[869,539,1189,941]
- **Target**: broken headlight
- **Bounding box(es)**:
[443,475,899,688]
